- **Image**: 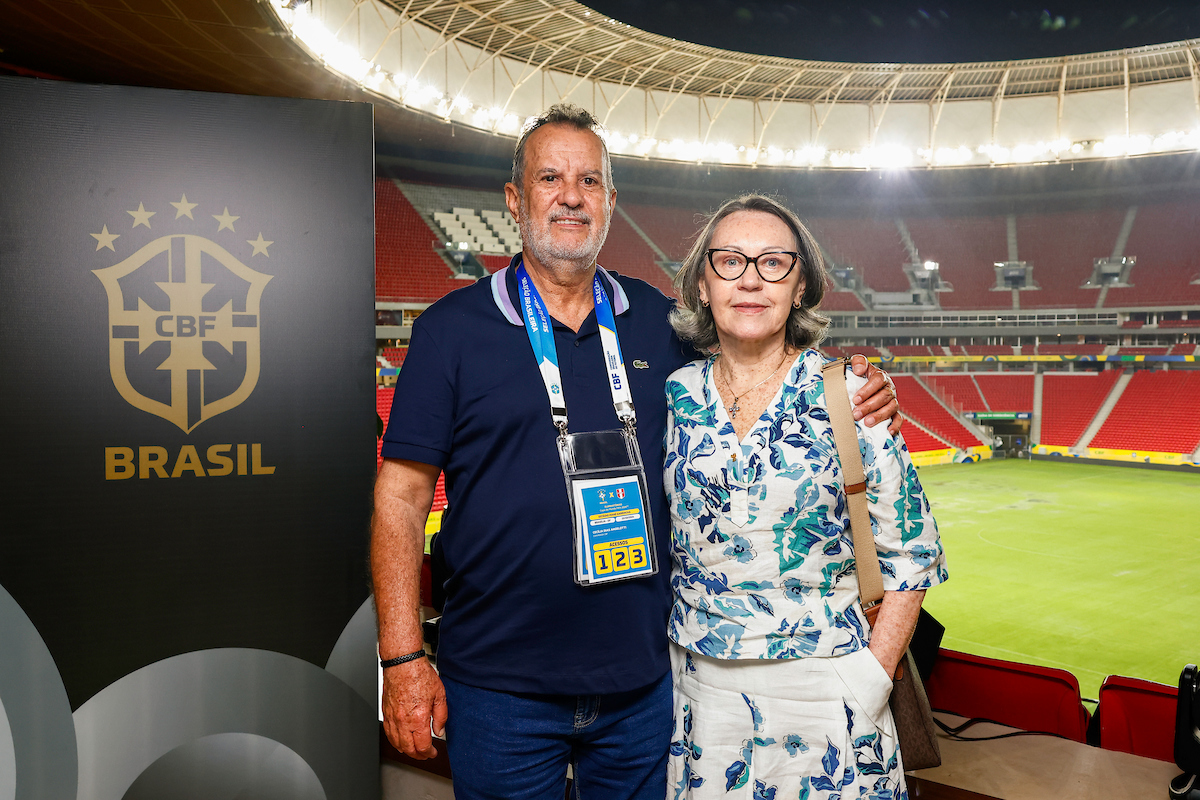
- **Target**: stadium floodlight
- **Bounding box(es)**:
[931,146,972,166]
[924,261,939,271]
[795,145,827,166]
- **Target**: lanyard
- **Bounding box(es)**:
[516,263,636,435]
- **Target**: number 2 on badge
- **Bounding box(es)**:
[611,547,629,571]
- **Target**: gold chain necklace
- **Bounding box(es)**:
[719,350,790,420]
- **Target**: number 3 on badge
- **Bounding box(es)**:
[628,544,646,569]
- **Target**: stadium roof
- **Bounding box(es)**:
[378,0,1200,104]
[4,0,1200,169]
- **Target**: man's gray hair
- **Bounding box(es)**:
[511,104,614,191]
[669,195,830,352]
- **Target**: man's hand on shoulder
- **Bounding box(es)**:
[381,655,447,759]
[848,354,902,436]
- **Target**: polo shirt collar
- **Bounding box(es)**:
[490,254,630,326]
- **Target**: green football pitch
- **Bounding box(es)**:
[915,458,1200,702]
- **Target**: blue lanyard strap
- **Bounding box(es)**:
[516,262,636,434]
[592,272,635,425]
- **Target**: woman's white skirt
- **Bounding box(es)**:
[668,643,907,800]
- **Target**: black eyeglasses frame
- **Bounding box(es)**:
[704,249,801,282]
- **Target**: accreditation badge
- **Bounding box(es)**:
[559,428,658,586]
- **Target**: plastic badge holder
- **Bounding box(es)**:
[559,427,658,587]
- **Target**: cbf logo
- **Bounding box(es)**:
[91,195,273,433]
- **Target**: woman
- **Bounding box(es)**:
[663,195,947,800]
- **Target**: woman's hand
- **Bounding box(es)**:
[849,355,901,436]
[866,589,925,678]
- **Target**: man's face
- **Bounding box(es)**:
[505,124,616,272]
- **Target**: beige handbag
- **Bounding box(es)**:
[821,358,943,771]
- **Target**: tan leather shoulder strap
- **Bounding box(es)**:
[821,358,885,607]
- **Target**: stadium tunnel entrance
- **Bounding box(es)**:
[990,419,1032,457]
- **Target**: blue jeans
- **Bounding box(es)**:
[442,672,672,800]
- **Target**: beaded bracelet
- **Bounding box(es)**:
[380,649,427,668]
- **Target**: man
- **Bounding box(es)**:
[372,104,899,799]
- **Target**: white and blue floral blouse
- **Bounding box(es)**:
[664,349,947,661]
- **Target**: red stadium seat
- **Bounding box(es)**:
[925,648,1091,742]
[890,375,986,450]
[924,374,987,412]
[973,374,1034,412]
[1097,675,1177,762]
[1090,370,1200,453]
[1105,201,1200,308]
[1039,371,1120,447]
[906,216,1010,310]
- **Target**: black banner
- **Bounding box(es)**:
[0,77,377,799]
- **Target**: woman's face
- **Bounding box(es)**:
[699,210,806,350]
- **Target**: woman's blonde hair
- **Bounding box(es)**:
[669,195,829,352]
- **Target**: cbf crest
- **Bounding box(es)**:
[92,196,274,433]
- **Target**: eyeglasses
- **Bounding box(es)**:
[705,249,800,282]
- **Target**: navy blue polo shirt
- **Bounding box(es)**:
[381,259,696,695]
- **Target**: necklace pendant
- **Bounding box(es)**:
[729,400,740,419]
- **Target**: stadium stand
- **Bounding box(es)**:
[1115,347,1169,356]
[899,425,952,453]
[906,216,1010,310]
[1039,371,1121,447]
[429,207,520,255]
[381,346,408,367]
[596,213,676,295]
[1168,343,1199,355]
[1105,201,1200,307]
[1096,675,1178,762]
[1160,319,1200,328]
[478,254,510,273]
[423,196,1200,314]
[376,179,468,302]
[923,374,987,411]
[398,182,508,226]
[974,374,1035,412]
[1014,208,1126,309]
[819,288,866,311]
[926,649,1092,743]
[804,217,912,292]
[622,202,700,262]
[1089,370,1200,453]
[891,375,986,449]
[888,345,935,356]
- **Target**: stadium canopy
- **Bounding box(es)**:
[267,0,1200,170]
